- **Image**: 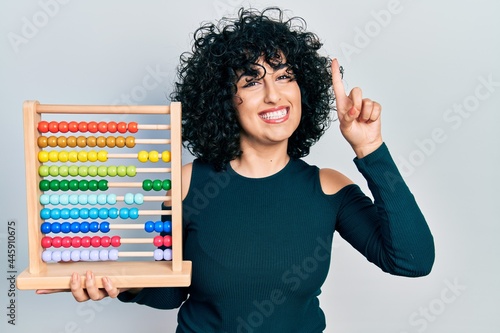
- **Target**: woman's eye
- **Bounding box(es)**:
[242,80,259,88]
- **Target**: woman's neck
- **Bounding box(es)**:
[230,142,290,178]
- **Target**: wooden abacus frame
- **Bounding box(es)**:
[16,101,191,289]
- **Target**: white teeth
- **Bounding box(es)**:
[260,109,287,120]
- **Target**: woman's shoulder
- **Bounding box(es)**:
[318,167,354,195]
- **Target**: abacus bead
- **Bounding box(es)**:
[87,136,97,147]
[42,250,52,262]
[154,221,163,233]
[81,236,91,248]
[108,207,119,219]
[89,222,99,232]
[88,180,99,192]
[163,235,172,247]
[68,165,78,177]
[78,194,88,205]
[108,165,117,177]
[40,208,51,219]
[107,193,117,205]
[98,208,109,219]
[117,122,127,133]
[149,150,159,162]
[70,208,80,219]
[78,122,88,132]
[77,151,88,162]
[109,249,119,260]
[48,121,59,133]
[61,250,72,262]
[67,136,77,147]
[41,237,52,248]
[69,194,79,205]
[88,208,99,219]
[77,136,87,148]
[97,150,108,162]
[72,236,81,248]
[128,122,138,133]
[49,165,59,177]
[134,193,144,205]
[97,194,107,205]
[91,236,101,247]
[129,208,139,219]
[115,136,125,147]
[48,150,59,162]
[38,165,49,177]
[40,194,50,205]
[51,222,61,233]
[52,251,62,262]
[152,179,163,191]
[37,136,48,148]
[164,221,172,233]
[111,236,121,247]
[154,249,164,261]
[89,250,100,261]
[69,180,79,191]
[106,136,116,148]
[100,222,110,233]
[161,150,171,162]
[96,136,107,147]
[98,121,108,133]
[162,179,171,191]
[119,208,129,219]
[79,208,89,219]
[57,136,67,148]
[61,236,72,248]
[117,165,127,177]
[88,150,98,162]
[144,221,155,233]
[41,222,51,234]
[49,180,60,191]
[101,236,111,248]
[68,121,78,133]
[88,166,98,177]
[49,194,59,205]
[138,150,149,163]
[87,121,98,133]
[126,165,136,177]
[125,136,135,148]
[38,151,49,163]
[47,136,58,147]
[80,222,90,233]
[108,121,117,133]
[59,180,70,192]
[79,180,89,191]
[99,250,109,261]
[70,222,80,233]
[97,166,107,177]
[163,249,172,261]
[80,250,90,261]
[38,121,49,133]
[68,151,78,162]
[59,165,69,177]
[39,180,50,191]
[87,194,97,205]
[71,250,81,262]
[60,222,71,233]
[142,179,153,191]
[58,121,69,133]
[124,193,134,205]
[58,151,69,163]
[60,208,70,220]
[153,236,163,247]
[52,236,62,248]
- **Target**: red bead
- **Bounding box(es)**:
[41,236,52,248]
[48,121,59,133]
[52,236,62,248]
[107,121,117,133]
[38,121,49,133]
[98,121,108,133]
[68,121,79,132]
[58,121,69,133]
[128,122,138,133]
[87,121,98,133]
[111,236,121,247]
[78,121,88,132]
[62,236,72,248]
[163,235,172,247]
[100,236,111,247]
[91,236,101,247]
[117,122,127,133]
[81,236,91,248]
[71,236,82,248]
[153,236,164,247]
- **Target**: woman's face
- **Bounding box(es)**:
[233,56,302,150]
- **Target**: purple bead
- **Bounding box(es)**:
[163,249,172,261]
[42,250,52,262]
[153,249,164,261]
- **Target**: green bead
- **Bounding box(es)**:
[107,166,117,177]
[38,166,49,177]
[69,180,79,191]
[49,180,60,191]
[98,166,108,177]
[117,165,127,177]
[59,165,69,177]
[162,179,171,191]
[79,180,89,191]
[39,180,50,191]
[152,179,163,191]
[78,166,89,177]
[59,179,70,191]
[126,165,136,177]
[49,165,59,177]
[98,180,108,191]
[68,165,79,177]
[142,179,153,191]
[88,166,98,177]
[88,180,98,191]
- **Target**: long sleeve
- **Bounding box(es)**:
[335,143,435,277]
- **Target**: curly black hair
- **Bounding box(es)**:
[170,7,335,171]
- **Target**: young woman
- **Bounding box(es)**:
[38,7,434,332]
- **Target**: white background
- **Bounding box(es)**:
[1,0,499,332]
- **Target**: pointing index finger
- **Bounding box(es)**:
[331,58,346,101]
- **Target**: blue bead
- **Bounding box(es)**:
[79,208,89,219]
[119,208,129,219]
[163,221,172,233]
[98,208,109,219]
[51,222,61,233]
[60,208,70,220]
[128,208,139,220]
[50,208,61,220]
[70,208,80,219]
[100,222,110,233]
[80,221,90,233]
[108,208,119,219]
[40,208,51,220]
[88,208,99,219]
[60,222,71,233]
[41,222,51,234]
[89,221,99,233]
[154,221,163,233]
[144,221,154,233]
[70,222,80,233]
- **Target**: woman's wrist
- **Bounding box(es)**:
[352,140,384,159]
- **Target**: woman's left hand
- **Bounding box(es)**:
[331,58,383,158]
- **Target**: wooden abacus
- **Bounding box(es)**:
[16,101,192,289]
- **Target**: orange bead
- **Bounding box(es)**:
[67,136,77,148]
[37,136,48,148]
[106,136,116,148]
[47,136,58,147]
[115,136,125,148]
[125,136,135,148]
[57,136,67,148]
[87,136,97,147]
[77,136,87,148]
[96,136,107,148]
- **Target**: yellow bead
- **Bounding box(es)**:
[161,150,171,163]
[87,150,98,162]
[77,151,88,162]
[97,150,108,162]
[58,151,69,162]
[48,150,59,162]
[38,151,49,163]
[138,150,149,163]
[68,151,78,163]
[149,150,159,162]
